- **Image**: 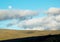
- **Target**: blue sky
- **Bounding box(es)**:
[0,0,60,9]
[0,0,60,30]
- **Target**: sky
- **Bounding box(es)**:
[0,0,60,30]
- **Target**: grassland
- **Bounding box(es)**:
[0,29,60,40]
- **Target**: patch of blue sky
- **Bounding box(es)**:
[0,19,24,30]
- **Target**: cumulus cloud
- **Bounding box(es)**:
[0,9,38,20]
[16,7,60,30]
[1,7,60,30]
[46,7,60,16]
[17,17,58,30]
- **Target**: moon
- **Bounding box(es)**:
[8,5,12,9]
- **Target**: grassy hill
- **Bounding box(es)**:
[0,29,60,40]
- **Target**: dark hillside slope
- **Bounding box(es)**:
[0,34,60,42]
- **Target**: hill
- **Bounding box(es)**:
[0,34,60,42]
[0,29,60,40]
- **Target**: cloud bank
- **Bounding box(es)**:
[16,7,60,30]
[0,9,38,20]
[0,7,60,30]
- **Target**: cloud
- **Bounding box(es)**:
[26,27,45,30]
[16,7,60,30]
[17,17,58,30]
[0,9,38,20]
[17,18,44,28]
[1,7,60,30]
[46,7,60,16]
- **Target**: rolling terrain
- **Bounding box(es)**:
[0,29,60,40]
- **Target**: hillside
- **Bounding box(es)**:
[0,29,60,40]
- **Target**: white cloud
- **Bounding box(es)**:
[26,27,45,30]
[55,15,60,22]
[17,16,58,30]
[17,17,44,28]
[0,9,38,20]
[16,7,60,30]
[46,7,60,16]
[1,7,60,30]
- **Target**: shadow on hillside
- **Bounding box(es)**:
[0,34,60,42]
